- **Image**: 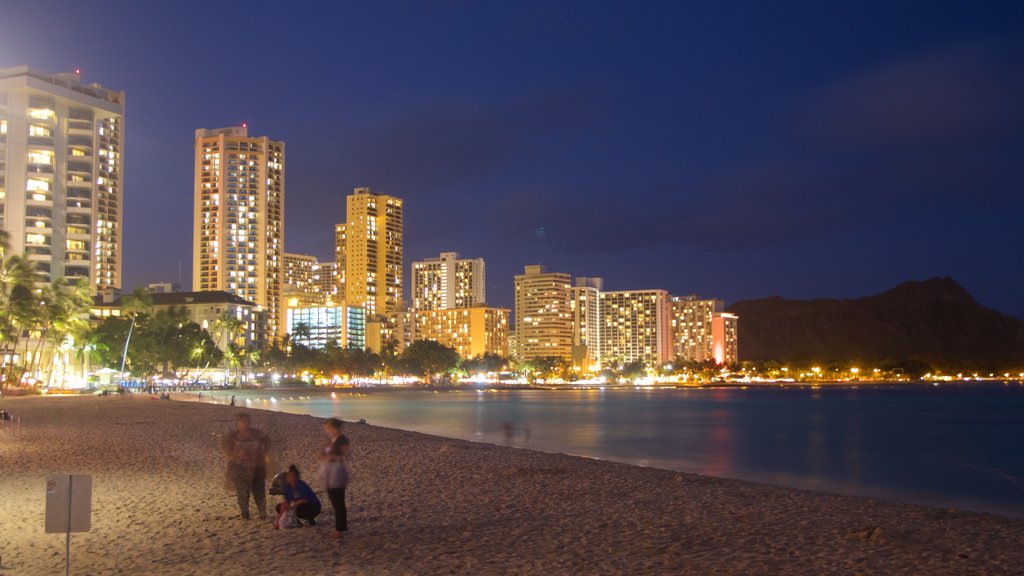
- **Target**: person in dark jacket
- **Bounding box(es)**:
[277,465,321,526]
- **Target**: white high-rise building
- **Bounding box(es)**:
[411,251,485,311]
[0,66,124,291]
[598,289,673,367]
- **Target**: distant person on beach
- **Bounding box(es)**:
[221,413,270,520]
[502,422,514,444]
[277,465,321,526]
[230,395,236,406]
[321,417,350,539]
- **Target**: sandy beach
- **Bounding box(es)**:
[1,395,1022,575]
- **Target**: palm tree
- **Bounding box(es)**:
[0,240,41,388]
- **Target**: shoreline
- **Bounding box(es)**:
[2,395,1023,574]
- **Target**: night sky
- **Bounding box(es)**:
[2,1,1022,316]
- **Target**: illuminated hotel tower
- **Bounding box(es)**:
[513,265,573,361]
[335,187,403,320]
[193,126,284,338]
[0,66,124,292]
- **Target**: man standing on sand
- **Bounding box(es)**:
[221,413,270,520]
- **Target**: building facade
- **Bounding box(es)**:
[92,290,266,351]
[598,289,673,367]
[286,302,365,350]
[513,265,573,361]
[711,312,739,365]
[670,296,724,363]
[411,251,485,311]
[412,306,509,359]
[0,66,124,292]
[193,126,284,338]
[570,277,603,370]
[335,187,403,321]
[315,261,339,301]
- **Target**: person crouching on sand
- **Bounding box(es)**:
[221,413,271,520]
[321,417,351,540]
[278,464,321,526]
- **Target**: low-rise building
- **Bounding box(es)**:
[413,306,510,358]
[285,301,365,350]
[92,290,267,351]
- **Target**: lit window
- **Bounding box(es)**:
[29,125,51,137]
[29,108,55,120]
[26,233,46,245]
[26,179,49,192]
[28,151,53,165]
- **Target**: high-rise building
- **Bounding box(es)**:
[0,66,124,292]
[412,306,509,358]
[335,187,403,321]
[513,265,572,361]
[712,312,739,365]
[670,296,724,362]
[193,126,284,341]
[570,277,603,370]
[315,261,339,301]
[411,251,485,311]
[283,252,318,303]
[598,289,673,367]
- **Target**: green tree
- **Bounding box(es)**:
[401,340,461,384]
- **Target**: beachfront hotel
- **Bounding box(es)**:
[335,187,403,320]
[412,306,510,358]
[92,290,266,351]
[0,66,124,292]
[411,251,485,311]
[285,300,365,350]
[712,311,739,365]
[671,296,725,363]
[192,126,284,341]
[598,289,674,367]
[513,265,573,361]
[571,277,603,369]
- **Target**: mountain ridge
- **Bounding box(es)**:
[726,277,1024,370]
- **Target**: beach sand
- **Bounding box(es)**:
[0,395,1022,575]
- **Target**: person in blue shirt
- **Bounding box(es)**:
[277,465,321,526]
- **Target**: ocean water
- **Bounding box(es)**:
[229,383,1024,518]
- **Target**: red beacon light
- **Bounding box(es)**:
[74,68,81,75]
[241,122,248,128]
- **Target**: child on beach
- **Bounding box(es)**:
[276,465,321,527]
[321,417,351,540]
[220,413,271,520]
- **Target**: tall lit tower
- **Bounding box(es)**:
[335,187,403,320]
[0,66,124,292]
[411,251,485,311]
[193,125,284,338]
[513,265,573,361]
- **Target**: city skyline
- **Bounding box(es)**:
[1,2,1022,319]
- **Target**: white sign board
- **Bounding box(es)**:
[45,474,92,533]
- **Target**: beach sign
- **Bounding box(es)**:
[45,474,92,533]
[46,474,92,576]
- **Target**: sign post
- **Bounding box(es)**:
[45,474,92,576]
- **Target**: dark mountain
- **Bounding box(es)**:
[727,278,1024,370]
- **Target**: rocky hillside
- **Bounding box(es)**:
[727,278,1024,369]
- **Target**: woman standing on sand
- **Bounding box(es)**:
[321,417,350,540]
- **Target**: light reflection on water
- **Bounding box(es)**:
[234,383,1024,518]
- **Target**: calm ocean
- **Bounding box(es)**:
[229,383,1024,518]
